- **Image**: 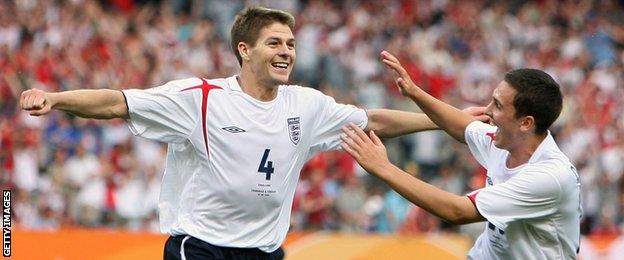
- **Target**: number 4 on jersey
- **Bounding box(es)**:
[258,149,275,180]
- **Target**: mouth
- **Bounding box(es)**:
[488,119,500,137]
[271,62,289,70]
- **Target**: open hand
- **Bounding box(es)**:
[340,123,392,176]
[381,50,421,97]
[20,88,53,116]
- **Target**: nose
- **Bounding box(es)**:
[277,43,294,58]
[484,102,494,118]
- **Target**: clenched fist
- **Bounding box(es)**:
[20,88,53,116]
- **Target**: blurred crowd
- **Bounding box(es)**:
[1,0,623,240]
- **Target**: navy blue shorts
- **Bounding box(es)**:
[163,235,285,260]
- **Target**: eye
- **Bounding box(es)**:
[288,42,295,49]
[268,41,278,47]
[492,99,501,109]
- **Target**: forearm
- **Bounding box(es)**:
[366,109,437,138]
[407,89,473,143]
[49,89,128,119]
[374,164,482,224]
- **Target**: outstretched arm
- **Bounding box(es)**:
[20,88,128,119]
[365,109,436,138]
[381,51,479,143]
[366,107,487,138]
[341,123,485,224]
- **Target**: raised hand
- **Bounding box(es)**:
[20,88,53,116]
[340,123,391,176]
[462,106,489,123]
[380,50,421,97]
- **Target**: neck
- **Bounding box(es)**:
[238,69,278,102]
[506,133,547,168]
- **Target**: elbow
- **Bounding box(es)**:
[447,214,474,225]
[100,102,128,119]
[365,116,387,136]
[114,103,129,119]
[444,210,467,225]
[443,199,476,225]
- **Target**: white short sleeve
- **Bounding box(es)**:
[310,94,367,153]
[122,79,201,143]
[464,121,497,168]
[474,167,562,230]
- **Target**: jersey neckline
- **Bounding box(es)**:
[226,75,282,105]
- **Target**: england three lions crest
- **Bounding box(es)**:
[287,117,301,145]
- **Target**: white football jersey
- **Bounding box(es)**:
[464,121,581,260]
[122,76,367,252]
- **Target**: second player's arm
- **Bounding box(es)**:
[373,163,483,224]
[21,88,128,119]
[342,123,485,224]
[381,51,476,143]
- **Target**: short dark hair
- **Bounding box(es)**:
[504,68,562,135]
[230,7,295,66]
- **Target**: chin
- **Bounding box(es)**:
[493,140,504,149]
[271,75,290,85]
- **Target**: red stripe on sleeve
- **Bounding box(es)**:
[466,190,480,207]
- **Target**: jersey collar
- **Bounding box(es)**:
[227,75,243,92]
[528,131,555,163]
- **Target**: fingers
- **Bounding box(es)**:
[396,77,407,89]
[381,51,407,76]
[369,130,382,146]
[341,124,364,146]
[33,96,45,109]
[461,106,489,122]
[28,93,39,109]
[19,91,26,109]
[340,131,360,150]
[20,88,46,110]
[349,123,370,143]
[473,106,487,114]
[380,50,400,64]
[463,106,487,116]
[29,108,47,117]
[340,142,358,159]
[341,124,373,160]
[475,114,490,122]
[382,57,403,74]
[20,89,50,117]
[21,89,34,110]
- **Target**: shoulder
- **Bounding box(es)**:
[521,158,576,195]
[533,143,576,180]
[163,77,205,90]
[280,85,332,104]
[280,84,325,97]
[161,77,229,91]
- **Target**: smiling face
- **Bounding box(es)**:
[484,81,525,151]
[241,22,296,88]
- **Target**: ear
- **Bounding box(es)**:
[238,42,251,62]
[519,116,535,133]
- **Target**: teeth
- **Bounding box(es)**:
[272,62,288,69]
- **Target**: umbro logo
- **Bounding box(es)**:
[222,126,246,133]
